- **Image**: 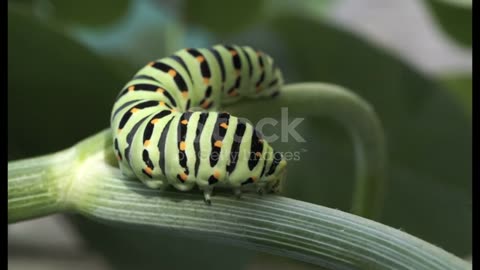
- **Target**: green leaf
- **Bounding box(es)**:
[424,0,472,47]
[67,215,252,270]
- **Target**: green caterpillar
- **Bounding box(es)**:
[111,44,287,204]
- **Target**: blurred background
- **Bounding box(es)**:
[8,0,471,269]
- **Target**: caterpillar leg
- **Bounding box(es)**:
[257,186,265,196]
[233,188,242,199]
[143,179,167,190]
[202,187,213,205]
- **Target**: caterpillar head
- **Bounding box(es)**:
[263,152,287,194]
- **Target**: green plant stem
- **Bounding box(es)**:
[8,148,75,222]
[225,82,386,220]
[7,130,469,269]
[8,130,111,223]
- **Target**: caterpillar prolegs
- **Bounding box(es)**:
[111,44,287,204]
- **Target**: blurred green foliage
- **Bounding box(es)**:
[424,0,472,47]
[184,0,265,35]
[441,75,472,116]
[8,6,123,159]
[225,14,471,257]
[47,0,131,26]
[8,0,471,269]
[10,0,131,26]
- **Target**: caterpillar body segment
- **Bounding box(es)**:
[111,45,287,204]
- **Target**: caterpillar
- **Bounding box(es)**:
[111,44,287,204]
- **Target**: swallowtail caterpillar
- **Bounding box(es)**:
[111,45,287,204]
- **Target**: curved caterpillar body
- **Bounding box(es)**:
[111,44,287,203]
